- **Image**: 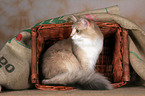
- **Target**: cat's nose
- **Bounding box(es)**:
[70,33,74,37]
[70,34,74,38]
[70,35,72,38]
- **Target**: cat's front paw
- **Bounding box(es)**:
[42,79,50,84]
[42,80,47,84]
[42,79,54,84]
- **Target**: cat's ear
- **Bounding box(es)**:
[71,15,78,22]
[80,18,90,29]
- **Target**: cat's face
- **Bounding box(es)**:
[71,18,90,40]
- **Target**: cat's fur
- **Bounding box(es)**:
[41,17,112,90]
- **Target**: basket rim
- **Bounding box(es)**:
[32,22,120,31]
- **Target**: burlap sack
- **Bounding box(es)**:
[0,31,31,89]
[0,5,119,90]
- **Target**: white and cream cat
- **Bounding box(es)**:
[41,16,112,90]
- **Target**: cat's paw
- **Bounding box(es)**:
[42,79,50,84]
[42,79,53,84]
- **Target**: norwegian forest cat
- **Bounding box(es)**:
[41,16,112,90]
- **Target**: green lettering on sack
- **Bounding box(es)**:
[5,64,15,73]
[0,56,8,65]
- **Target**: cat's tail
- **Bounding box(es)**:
[42,70,112,90]
[69,71,113,90]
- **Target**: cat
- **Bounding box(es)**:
[41,16,112,90]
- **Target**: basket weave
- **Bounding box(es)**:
[31,22,130,90]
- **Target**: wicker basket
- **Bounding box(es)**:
[31,22,130,90]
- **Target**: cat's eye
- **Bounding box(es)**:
[76,29,80,33]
